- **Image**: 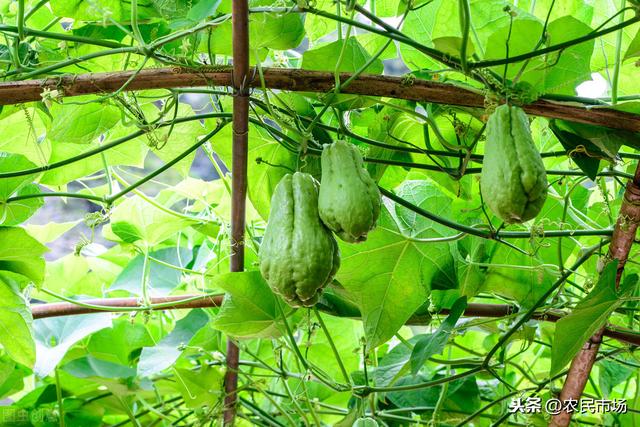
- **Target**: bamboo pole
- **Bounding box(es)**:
[28,297,640,347]
[0,67,638,132]
[550,163,640,427]
[223,0,250,423]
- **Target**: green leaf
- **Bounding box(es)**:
[104,197,197,246]
[172,365,224,408]
[303,0,338,42]
[0,273,35,368]
[211,271,293,339]
[432,36,475,57]
[550,118,638,156]
[357,33,398,61]
[48,99,120,144]
[387,374,480,413]
[0,153,40,200]
[302,37,384,74]
[623,28,640,61]
[110,247,193,296]
[40,130,146,185]
[87,318,155,366]
[250,7,305,50]
[138,309,210,377]
[410,296,466,374]
[0,356,27,399]
[0,153,43,226]
[549,120,602,180]
[483,242,555,307]
[187,0,223,22]
[484,18,545,78]
[599,358,635,398]
[305,314,362,380]
[63,356,136,379]
[110,222,143,243]
[205,1,304,55]
[142,104,206,177]
[49,0,158,21]
[374,336,421,386]
[0,184,43,227]
[34,313,112,377]
[337,182,458,347]
[550,261,637,376]
[0,227,47,285]
[0,108,50,167]
[538,16,594,94]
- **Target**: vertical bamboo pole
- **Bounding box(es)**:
[549,164,640,427]
[223,0,249,423]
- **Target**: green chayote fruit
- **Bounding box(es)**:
[259,172,340,307]
[481,104,548,223]
[318,140,381,243]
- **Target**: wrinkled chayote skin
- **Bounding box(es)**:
[318,140,381,243]
[259,172,340,307]
[481,104,548,224]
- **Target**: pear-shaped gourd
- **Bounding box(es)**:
[481,104,548,223]
[318,141,381,242]
[259,172,340,307]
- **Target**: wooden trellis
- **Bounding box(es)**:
[0,1,638,425]
[223,0,250,423]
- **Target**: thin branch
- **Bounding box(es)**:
[0,24,127,48]
[380,187,613,239]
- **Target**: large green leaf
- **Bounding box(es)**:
[207,0,304,55]
[87,318,156,366]
[33,313,112,377]
[0,108,50,166]
[40,132,146,186]
[211,271,294,339]
[410,296,466,374]
[0,153,43,226]
[0,273,35,368]
[550,261,637,376]
[138,309,210,376]
[104,197,197,246]
[0,227,47,285]
[50,0,158,21]
[302,37,384,74]
[624,28,640,61]
[48,99,121,144]
[110,247,193,296]
[337,181,458,347]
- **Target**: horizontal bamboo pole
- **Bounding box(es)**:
[1,67,639,132]
[30,295,640,346]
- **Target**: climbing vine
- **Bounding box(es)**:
[0,0,639,426]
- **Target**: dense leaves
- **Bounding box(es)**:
[0,0,637,425]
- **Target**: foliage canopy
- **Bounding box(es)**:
[0,0,639,425]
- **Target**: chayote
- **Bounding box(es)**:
[259,172,340,307]
[481,104,548,224]
[318,140,381,243]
